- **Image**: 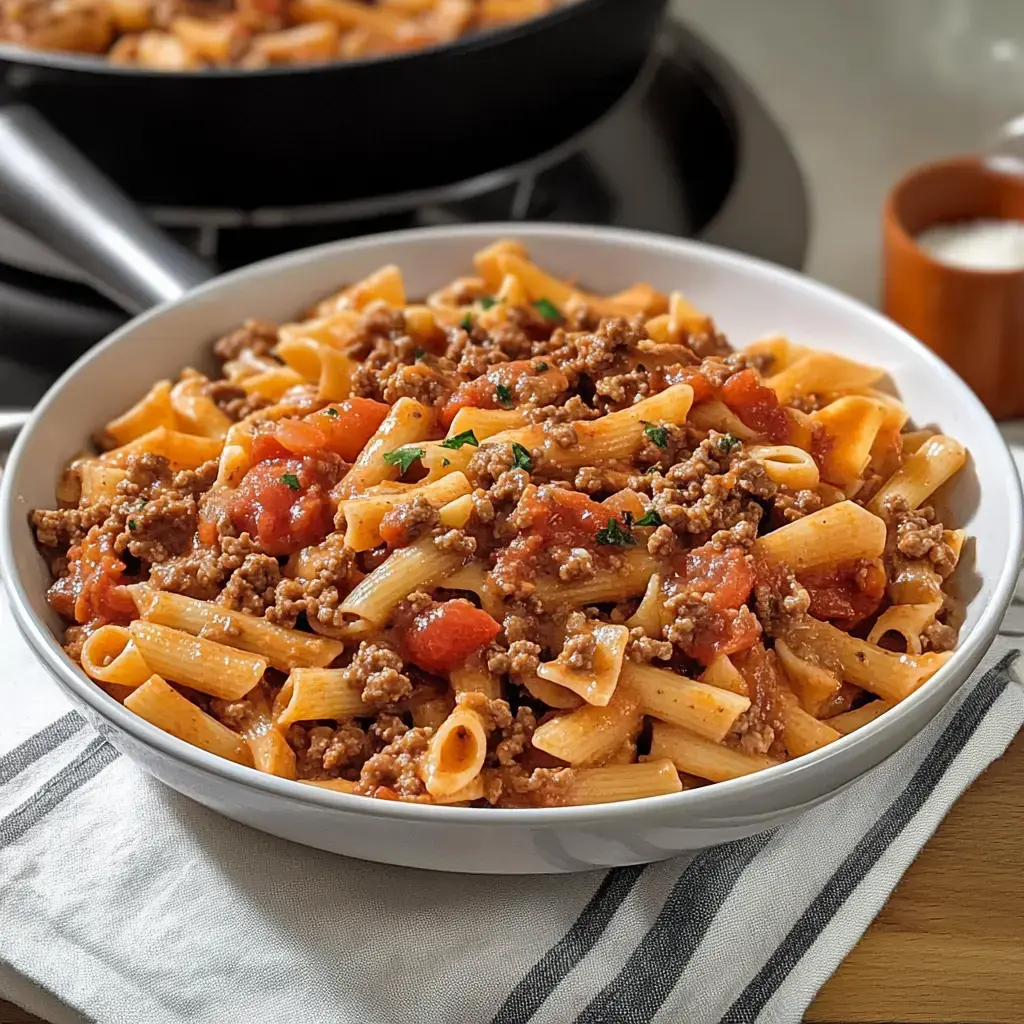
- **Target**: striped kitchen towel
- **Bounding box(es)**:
[0,601,1021,1024]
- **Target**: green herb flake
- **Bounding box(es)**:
[280,472,301,491]
[325,406,340,417]
[511,442,534,472]
[596,517,636,547]
[534,361,549,373]
[533,297,561,320]
[439,429,480,450]
[642,421,668,448]
[644,465,662,475]
[382,447,425,476]
[413,347,427,362]
[127,519,138,532]
[442,458,451,468]
[136,499,147,509]
[459,313,473,331]
[635,508,663,528]
[718,433,742,453]
[479,295,497,310]
[495,383,514,409]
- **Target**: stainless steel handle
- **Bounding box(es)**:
[0,106,212,313]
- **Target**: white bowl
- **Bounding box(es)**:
[2,224,1020,874]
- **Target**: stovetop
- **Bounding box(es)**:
[0,20,809,407]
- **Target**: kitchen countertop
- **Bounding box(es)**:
[673,1,1024,1020]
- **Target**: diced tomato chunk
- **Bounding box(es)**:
[305,398,390,461]
[721,368,792,443]
[798,559,886,627]
[686,609,762,665]
[251,434,292,464]
[47,528,137,628]
[226,455,340,555]
[440,360,568,428]
[401,599,502,674]
[662,364,716,403]
[678,544,754,613]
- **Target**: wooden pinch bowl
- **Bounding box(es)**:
[883,156,1024,420]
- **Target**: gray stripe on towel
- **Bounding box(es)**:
[0,712,85,787]
[721,650,1018,1024]
[0,736,119,848]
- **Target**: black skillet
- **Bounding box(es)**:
[0,0,667,210]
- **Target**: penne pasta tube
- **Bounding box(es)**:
[773,638,841,715]
[779,690,842,758]
[532,549,660,605]
[446,406,527,439]
[621,662,751,742]
[239,366,307,401]
[825,700,896,735]
[687,400,759,441]
[339,536,464,626]
[80,624,152,689]
[537,623,629,706]
[450,663,502,701]
[420,705,488,799]
[78,462,129,505]
[274,668,370,726]
[336,397,433,497]
[777,616,951,702]
[625,574,669,637]
[339,471,471,551]
[130,587,343,671]
[699,654,748,697]
[522,673,584,709]
[128,620,267,700]
[102,379,176,447]
[648,721,779,782]
[486,383,694,470]
[532,688,642,766]
[170,376,233,439]
[746,444,819,490]
[301,778,358,793]
[431,776,486,805]
[101,427,223,471]
[765,351,884,402]
[563,759,683,805]
[866,602,943,656]
[239,685,296,779]
[753,500,886,571]
[439,562,506,620]
[867,435,967,516]
[811,396,887,491]
[743,334,802,372]
[439,494,475,529]
[125,675,254,767]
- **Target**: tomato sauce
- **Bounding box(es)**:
[226,455,341,555]
[255,398,389,463]
[670,542,760,664]
[401,599,502,674]
[47,527,137,628]
[660,364,716,403]
[720,369,791,443]
[798,558,886,627]
[439,360,568,428]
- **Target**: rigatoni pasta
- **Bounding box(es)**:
[31,240,971,808]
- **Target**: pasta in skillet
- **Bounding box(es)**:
[31,239,968,807]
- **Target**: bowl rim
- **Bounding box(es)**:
[3,221,1021,827]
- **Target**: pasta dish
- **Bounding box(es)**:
[0,0,561,69]
[31,240,968,808]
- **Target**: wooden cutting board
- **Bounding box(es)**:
[2,732,1022,1024]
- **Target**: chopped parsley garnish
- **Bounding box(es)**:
[533,297,561,320]
[642,421,668,448]
[440,429,480,450]
[534,361,549,372]
[325,406,339,417]
[479,295,496,310]
[127,519,138,532]
[136,499,147,509]
[596,517,636,547]
[511,442,534,472]
[280,472,301,491]
[413,347,427,361]
[382,447,425,476]
[635,509,663,528]
[460,313,473,331]
[442,458,451,468]
[718,433,742,453]
[644,465,662,475]
[495,383,514,409]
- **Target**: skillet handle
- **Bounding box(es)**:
[0,106,212,314]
